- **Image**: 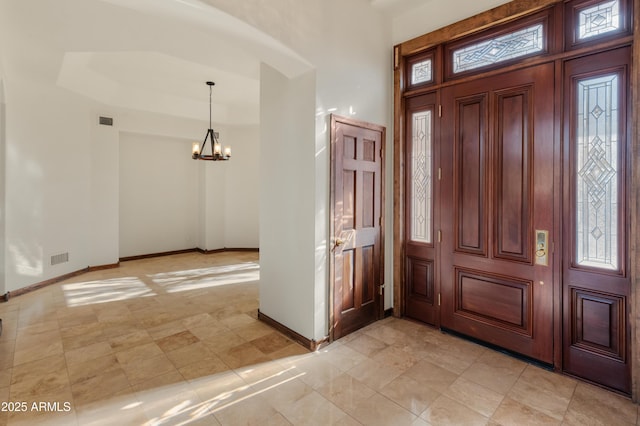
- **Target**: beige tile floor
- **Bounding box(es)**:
[0,251,637,425]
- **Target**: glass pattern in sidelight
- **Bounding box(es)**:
[578,0,620,40]
[410,110,433,244]
[411,59,433,85]
[452,24,544,73]
[575,74,619,270]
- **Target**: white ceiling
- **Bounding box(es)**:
[4,0,314,126]
[370,0,439,16]
[4,0,500,126]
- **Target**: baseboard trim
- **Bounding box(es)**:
[216,247,260,253]
[384,307,394,318]
[3,267,89,301]
[195,248,224,255]
[120,248,199,262]
[258,310,330,352]
[122,247,259,262]
[88,262,120,272]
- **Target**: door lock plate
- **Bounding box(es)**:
[535,229,549,266]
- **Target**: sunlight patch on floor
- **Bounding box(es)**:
[149,262,260,293]
[62,277,156,307]
[125,363,305,425]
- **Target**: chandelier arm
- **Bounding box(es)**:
[199,132,209,156]
[208,129,216,157]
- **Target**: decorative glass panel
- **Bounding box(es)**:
[578,0,620,40]
[411,59,433,85]
[452,24,544,73]
[575,74,619,270]
[410,110,432,243]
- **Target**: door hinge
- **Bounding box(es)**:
[438,105,442,117]
[438,167,442,180]
[379,216,382,227]
[438,293,441,306]
[380,148,383,159]
[394,46,400,69]
[379,284,385,296]
[438,230,442,243]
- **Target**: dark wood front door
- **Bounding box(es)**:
[562,47,631,394]
[440,63,555,363]
[330,115,384,340]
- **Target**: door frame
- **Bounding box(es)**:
[329,114,386,342]
[393,0,639,398]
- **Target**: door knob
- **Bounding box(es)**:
[335,238,344,247]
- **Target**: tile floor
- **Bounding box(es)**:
[0,251,637,425]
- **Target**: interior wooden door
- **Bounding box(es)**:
[440,63,555,363]
[331,115,384,340]
[404,93,439,325]
[562,47,631,394]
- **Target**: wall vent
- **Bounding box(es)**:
[99,116,113,126]
[51,252,69,265]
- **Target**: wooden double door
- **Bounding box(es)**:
[405,49,630,393]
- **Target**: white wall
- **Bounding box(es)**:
[4,79,93,292]
[117,113,260,257]
[224,125,260,248]
[390,0,512,44]
[119,132,199,258]
[203,161,226,251]
[89,112,119,267]
[116,114,260,257]
[0,0,100,291]
[260,64,317,339]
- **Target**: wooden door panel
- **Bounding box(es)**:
[341,249,355,311]
[570,287,624,359]
[566,285,627,391]
[455,268,531,334]
[441,63,555,364]
[494,88,531,263]
[331,116,384,340]
[361,245,375,305]
[362,138,376,162]
[405,257,436,324]
[362,172,375,228]
[343,171,355,230]
[344,135,356,159]
[456,95,487,255]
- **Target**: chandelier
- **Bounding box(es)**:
[192,81,231,161]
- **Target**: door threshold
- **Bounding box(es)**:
[440,327,554,371]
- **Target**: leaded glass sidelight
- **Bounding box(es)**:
[575,74,619,270]
[452,24,544,73]
[411,59,433,85]
[578,0,620,40]
[410,110,433,244]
